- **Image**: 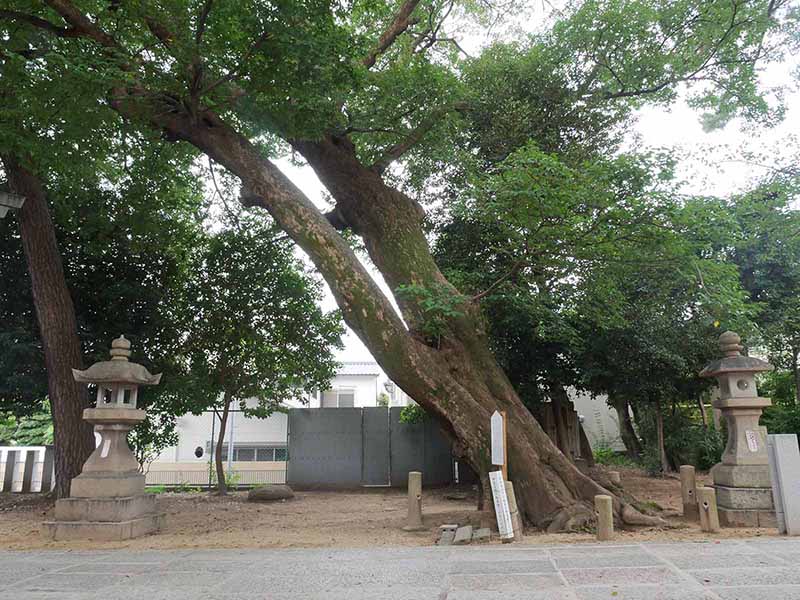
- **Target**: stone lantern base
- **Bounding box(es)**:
[42,408,164,541]
[712,463,777,528]
[43,495,164,541]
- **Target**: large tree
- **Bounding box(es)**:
[1,0,795,528]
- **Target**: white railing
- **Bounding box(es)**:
[0,446,54,493]
[145,468,286,487]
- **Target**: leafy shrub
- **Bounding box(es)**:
[399,403,428,424]
[593,444,636,467]
[762,402,800,436]
[146,485,167,495]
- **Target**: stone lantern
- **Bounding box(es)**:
[700,331,776,528]
[43,335,164,540]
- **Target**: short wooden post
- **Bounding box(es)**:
[595,494,614,541]
[402,471,425,531]
[504,481,523,542]
[698,486,720,533]
[680,465,699,521]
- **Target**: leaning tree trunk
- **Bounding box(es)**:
[214,392,232,495]
[2,156,94,498]
[611,396,641,460]
[109,99,662,530]
[654,397,670,474]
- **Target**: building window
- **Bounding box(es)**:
[209,444,288,462]
[321,388,355,408]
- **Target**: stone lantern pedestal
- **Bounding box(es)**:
[43,336,164,541]
[700,331,776,528]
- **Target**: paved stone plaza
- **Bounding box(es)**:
[3,538,800,599]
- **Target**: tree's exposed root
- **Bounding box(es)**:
[542,500,668,533]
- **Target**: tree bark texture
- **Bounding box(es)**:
[612,396,642,460]
[214,392,233,495]
[2,155,94,498]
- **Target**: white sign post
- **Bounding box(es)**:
[489,470,514,539]
[491,411,504,467]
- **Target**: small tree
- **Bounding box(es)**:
[176,219,343,494]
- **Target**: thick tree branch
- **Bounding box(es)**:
[362,0,421,68]
[371,102,467,173]
[0,10,78,37]
[44,0,118,48]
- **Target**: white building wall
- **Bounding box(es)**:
[152,367,395,470]
[569,389,625,451]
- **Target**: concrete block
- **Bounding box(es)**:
[594,494,613,541]
[715,484,775,510]
[718,507,777,528]
[680,465,699,521]
[453,525,473,545]
[561,566,683,586]
[698,487,720,533]
[438,529,456,546]
[54,494,157,522]
[712,463,772,488]
[768,433,800,535]
[42,513,164,541]
[472,527,491,543]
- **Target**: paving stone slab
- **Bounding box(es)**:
[664,552,776,570]
[454,525,474,545]
[574,585,716,600]
[448,573,565,592]
[690,566,800,587]
[447,591,580,600]
[555,553,664,569]
[712,585,800,600]
[451,559,556,574]
[562,566,684,586]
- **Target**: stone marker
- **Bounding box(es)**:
[700,331,776,528]
[680,465,699,521]
[472,527,491,542]
[438,524,458,546]
[248,484,294,502]
[504,481,523,542]
[403,471,425,531]
[768,433,800,536]
[608,471,621,486]
[453,525,473,545]
[698,486,720,532]
[595,494,613,541]
[43,336,163,541]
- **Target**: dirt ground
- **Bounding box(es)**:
[0,467,781,550]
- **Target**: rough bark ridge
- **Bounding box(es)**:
[2,156,94,498]
[612,396,642,460]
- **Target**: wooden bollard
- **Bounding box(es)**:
[595,494,614,541]
[698,486,720,533]
[680,465,699,521]
[504,481,523,542]
[402,471,425,531]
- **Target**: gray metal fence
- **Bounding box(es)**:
[0,446,54,493]
[287,407,454,488]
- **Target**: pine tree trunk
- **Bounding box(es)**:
[655,398,670,474]
[214,392,232,495]
[2,156,94,498]
[115,108,662,530]
[612,396,641,460]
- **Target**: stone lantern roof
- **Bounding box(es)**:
[72,335,162,386]
[699,331,773,378]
